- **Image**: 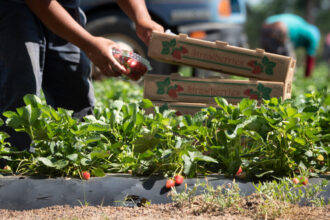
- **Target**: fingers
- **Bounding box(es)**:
[108,46,127,73]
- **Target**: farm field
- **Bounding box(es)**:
[0,63,329,219]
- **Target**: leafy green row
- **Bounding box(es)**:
[1,87,329,179]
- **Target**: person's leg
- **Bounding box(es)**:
[42,8,94,119]
[0,1,45,151]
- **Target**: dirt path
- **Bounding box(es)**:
[1,203,329,220]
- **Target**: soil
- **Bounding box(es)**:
[0,198,329,220]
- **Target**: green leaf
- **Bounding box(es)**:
[133,134,160,153]
[81,158,89,166]
[294,137,306,145]
[304,150,313,157]
[67,153,78,161]
[53,159,69,169]
[182,154,192,175]
[255,170,274,178]
[37,157,54,167]
[189,151,218,163]
[225,116,257,139]
[92,168,105,177]
[215,97,228,112]
[4,115,23,129]
[90,151,108,159]
[140,99,154,109]
[23,94,42,108]
[286,107,297,117]
[21,105,32,124]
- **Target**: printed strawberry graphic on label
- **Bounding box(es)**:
[250,94,259,100]
[244,89,259,100]
[172,50,181,59]
[176,85,184,92]
[175,111,183,116]
[168,89,178,98]
[244,89,252,96]
[181,46,188,54]
[252,64,262,74]
[247,60,256,68]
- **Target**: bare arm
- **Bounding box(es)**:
[24,0,126,76]
[117,0,164,45]
[305,55,315,77]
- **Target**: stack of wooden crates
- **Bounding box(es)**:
[144,32,296,115]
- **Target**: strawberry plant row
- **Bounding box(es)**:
[0,87,329,180]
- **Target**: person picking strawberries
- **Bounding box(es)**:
[260,13,320,78]
[0,0,164,164]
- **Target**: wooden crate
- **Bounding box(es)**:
[144,74,292,105]
[148,32,296,82]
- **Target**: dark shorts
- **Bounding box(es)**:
[0,1,94,150]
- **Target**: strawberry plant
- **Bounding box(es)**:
[0,74,329,181]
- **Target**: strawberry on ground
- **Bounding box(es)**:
[292,177,299,184]
[165,179,175,189]
[301,176,309,185]
[174,174,184,185]
[82,171,90,180]
[236,166,243,176]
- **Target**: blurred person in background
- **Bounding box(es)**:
[0,0,163,168]
[260,13,320,78]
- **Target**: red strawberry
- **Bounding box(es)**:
[236,166,243,176]
[174,175,184,185]
[172,50,181,59]
[168,89,178,98]
[301,176,308,185]
[176,85,184,92]
[82,171,90,180]
[181,47,188,54]
[165,179,175,189]
[292,177,299,184]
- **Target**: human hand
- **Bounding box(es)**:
[84,36,127,77]
[135,19,164,45]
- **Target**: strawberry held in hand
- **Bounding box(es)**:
[112,49,151,81]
